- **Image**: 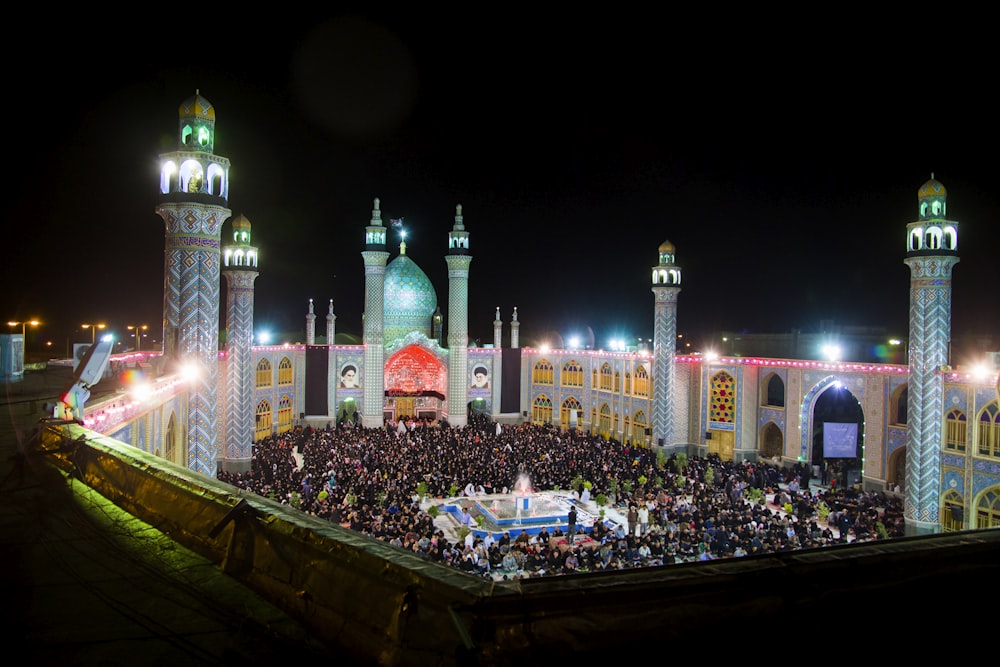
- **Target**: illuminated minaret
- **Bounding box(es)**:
[155,91,231,476]
[493,307,503,348]
[361,198,389,428]
[326,299,336,345]
[445,204,472,427]
[305,298,316,345]
[220,214,258,474]
[903,175,959,535]
[651,240,681,448]
[511,307,519,349]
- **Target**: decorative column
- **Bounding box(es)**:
[445,204,472,427]
[306,298,316,345]
[493,307,503,349]
[511,307,520,349]
[326,299,336,345]
[361,198,389,428]
[650,240,681,448]
[220,214,258,474]
[903,175,959,535]
[155,91,230,476]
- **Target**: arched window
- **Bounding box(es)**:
[561,359,583,387]
[532,359,554,385]
[975,487,1000,529]
[976,402,1000,458]
[256,358,273,389]
[277,356,293,385]
[761,372,785,407]
[945,408,967,452]
[710,371,736,423]
[599,363,613,391]
[633,365,649,397]
[889,384,908,426]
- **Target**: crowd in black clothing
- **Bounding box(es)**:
[217,417,905,579]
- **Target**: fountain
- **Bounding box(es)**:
[444,471,603,540]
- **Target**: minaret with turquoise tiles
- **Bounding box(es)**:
[155,91,231,476]
[361,198,389,428]
[445,204,472,428]
[220,214,258,474]
[651,240,681,448]
[903,174,959,535]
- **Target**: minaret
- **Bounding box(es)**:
[361,198,389,428]
[326,299,336,345]
[306,298,316,345]
[903,174,959,535]
[493,306,503,348]
[445,204,472,427]
[155,91,231,476]
[510,307,520,349]
[651,240,682,448]
[220,214,258,474]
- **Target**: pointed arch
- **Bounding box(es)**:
[759,421,783,459]
[942,489,964,532]
[255,399,273,441]
[531,394,553,424]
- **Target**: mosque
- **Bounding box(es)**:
[81,92,1000,537]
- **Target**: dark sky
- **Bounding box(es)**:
[6,11,999,357]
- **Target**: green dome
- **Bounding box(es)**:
[383,243,437,343]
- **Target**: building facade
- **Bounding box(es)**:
[85,94,1000,536]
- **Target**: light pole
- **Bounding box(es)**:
[81,322,106,344]
[889,338,908,364]
[7,319,40,338]
[127,324,149,352]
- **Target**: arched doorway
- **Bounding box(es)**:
[811,381,865,487]
[759,421,783,460]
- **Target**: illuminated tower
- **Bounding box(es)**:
[361,198,389,428]
[493,307,502,349]
[903,175,959,535]
[445,204,472,428]
[511,307,519,349]
[306,298,316,345]
[651,240,682,448]
[326,299,336,344]
[220,214,258,474]
[155,91,231,476]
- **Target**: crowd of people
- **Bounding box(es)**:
[217,416,905,579]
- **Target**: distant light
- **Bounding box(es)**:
[970,363,990,381]
[821,344,842,362]
[257,331,272,344]
[539,343,551,354]
[568,335,580,350]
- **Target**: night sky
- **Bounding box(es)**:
[6,11,999,360]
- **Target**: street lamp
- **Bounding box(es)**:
[81,322,106,344]
[7,319,40,338]
[127,324,149,352]
[889,338,908,364]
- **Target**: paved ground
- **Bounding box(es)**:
[0,365,336,665]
